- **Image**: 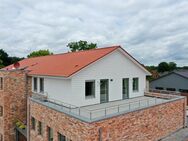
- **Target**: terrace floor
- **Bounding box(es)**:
[31,94,179,122]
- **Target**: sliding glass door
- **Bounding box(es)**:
[100,79,109,103]
[123,78,129,99]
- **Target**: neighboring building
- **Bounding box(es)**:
[0,46,187,141]
[150,70,188,93]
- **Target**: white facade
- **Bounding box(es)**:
[32,49,149,107]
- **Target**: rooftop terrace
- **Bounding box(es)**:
[31,91,184,123]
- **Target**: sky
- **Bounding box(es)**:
[0,0,188,66]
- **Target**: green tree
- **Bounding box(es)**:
[27,49,53,58]
[67,40,97,52]
[168,62,177,71]
[158,62,169,73]
[0,49,11,66]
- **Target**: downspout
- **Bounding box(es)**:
[25,72,30,141]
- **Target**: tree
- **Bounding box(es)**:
[27,49,53,58]
[158,62,169,73]
[168,62,177,71]
[0,49,24,68]
[67,40,97,52]
[0,49,11,66]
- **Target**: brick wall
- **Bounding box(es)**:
[29,97,186,141]
[0,70,29,141]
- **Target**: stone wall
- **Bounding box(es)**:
[29,97,186,141]
[0,70,29,141]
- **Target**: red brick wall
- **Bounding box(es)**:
[0,70,29,141]
[29,98,186,141]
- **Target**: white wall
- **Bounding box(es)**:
[71,50,147,106]
[44,78,72,104]
[31,50,147,107]
[32,77,72,104]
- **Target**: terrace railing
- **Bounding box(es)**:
[32,91,182,122]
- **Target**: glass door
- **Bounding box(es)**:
[100,79,109,103]
[123,78,129,99]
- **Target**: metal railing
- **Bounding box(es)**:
[32,91,180,122]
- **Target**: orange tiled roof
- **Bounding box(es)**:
[3,46,120,77]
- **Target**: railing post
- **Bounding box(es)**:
[129,103,131,111]
[118,106,120,113]
[90,112,92,120]
[79,108,80,116]
[69,105,71,113]
[105,108,107,117]
[147,99,149,106]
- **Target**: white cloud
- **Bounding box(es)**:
[0,0,188,66]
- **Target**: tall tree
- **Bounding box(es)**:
[27,49,53,58]
[168,62,177,71]
[158,62,169,73]
[67,40,97,52]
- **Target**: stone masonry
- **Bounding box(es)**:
[29,97,186,141]
[0,70,30,141]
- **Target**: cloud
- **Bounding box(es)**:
[0,0,188,66]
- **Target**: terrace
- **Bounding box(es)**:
[31,91,184,123]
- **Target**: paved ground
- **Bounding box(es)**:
[161,113,188,141]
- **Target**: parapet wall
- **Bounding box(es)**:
[29,95,186,141]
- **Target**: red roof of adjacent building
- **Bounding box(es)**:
[3,46,120,77]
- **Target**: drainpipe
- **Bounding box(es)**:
[99,128,102,141]
[25,73,30,141]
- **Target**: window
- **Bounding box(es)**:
[31,117,36,130]
[0,106,3,117]
[179,89,188,93]
[48,127,53,141]
[85,80,95,98]
[33,77,38,92]
[0,133,2,141]
[0,77,3,90]
[166,88,176,91]
[156,87,164,90]
[38,121,43,135]
[58,133,65,141]
[40,78,44,93]
[132,78,139,92]
[58,133,72,141]
[122,78,129,99]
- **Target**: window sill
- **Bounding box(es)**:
[85,96,95,99]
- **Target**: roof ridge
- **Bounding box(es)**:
[25,45,120,60]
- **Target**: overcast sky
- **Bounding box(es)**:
[0,0,188,66]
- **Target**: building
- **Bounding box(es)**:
[0,46,187,141]
[150,70,188,93]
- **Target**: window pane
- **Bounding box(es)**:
[48,127,53,141]
[58,133,66,141]
[85,81,95,97]
[40,78,44,93]
[34,77,37,91]
[0,77,3,90]
[31,117,36,130]
[38,121,43,135]
[133,78,139,91]
[0,106,3,117]
[166,88,176,91]
[156,87,164,90]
